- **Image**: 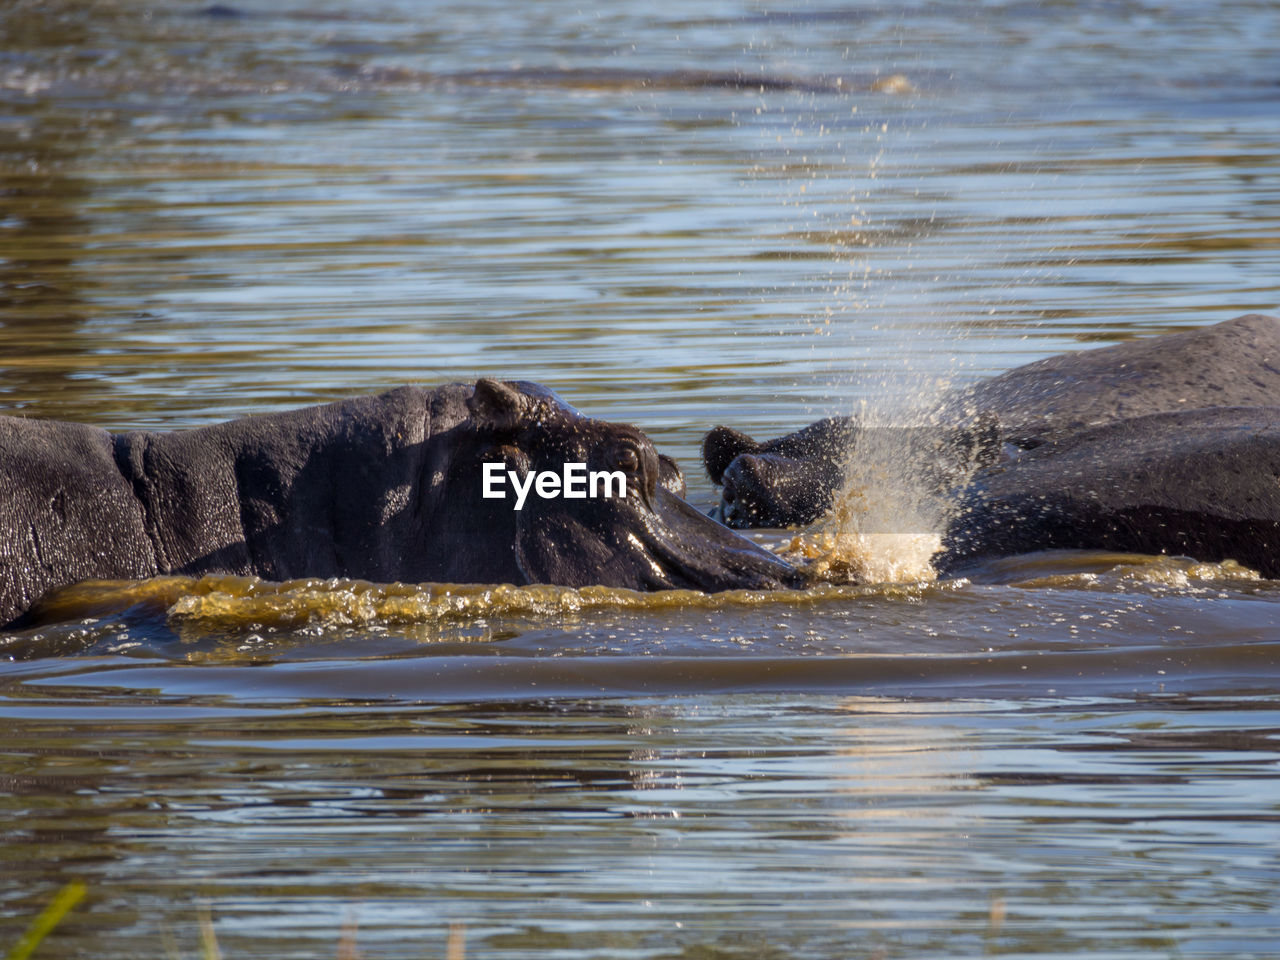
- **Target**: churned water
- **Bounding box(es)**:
[2,1,1279,957]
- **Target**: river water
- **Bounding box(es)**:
[2,1,1278,957]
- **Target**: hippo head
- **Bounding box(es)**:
[423,380,804,591]
[715,452,844,529]
[703,416,1005,530]
[702,424,844,529]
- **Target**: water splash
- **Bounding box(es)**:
[782,530,942,584]
[762,69,979,585]
[969,551,1263,592]
[795,393,991,583]
[2,553,1266,661]
[17,573,938,636]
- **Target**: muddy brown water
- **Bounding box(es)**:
[1,2,1278,957]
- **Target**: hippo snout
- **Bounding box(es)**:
[717,453,844,529]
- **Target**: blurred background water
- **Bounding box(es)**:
[1,1,1278,957]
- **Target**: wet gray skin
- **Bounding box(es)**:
[938,404,1280,577]
[0,378,802,626]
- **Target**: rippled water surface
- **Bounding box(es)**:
[2,1,1279,957]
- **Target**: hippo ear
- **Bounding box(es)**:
[468,379,528,432]
[658,454,687,498]
[702,426,760,485]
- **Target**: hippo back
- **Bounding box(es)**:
[112,385,478,584]
[955,313,1280,443]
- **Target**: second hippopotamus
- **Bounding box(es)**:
[703,313,1280,574]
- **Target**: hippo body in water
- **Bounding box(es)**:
[704,313,1280,573]
[941,405,1280,576]
[0,379,801,626]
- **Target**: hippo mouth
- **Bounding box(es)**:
[513,486,807,592]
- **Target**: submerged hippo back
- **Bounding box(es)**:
[0,417,157,624]
[0,385,480,626]
[112,385,475,583]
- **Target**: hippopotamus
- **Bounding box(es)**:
[704,313,1280,573]
[940,405,1280,575]
[0,379,802,627]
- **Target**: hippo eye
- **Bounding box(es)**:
[616,446,641,475]
[490,444,529,471]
